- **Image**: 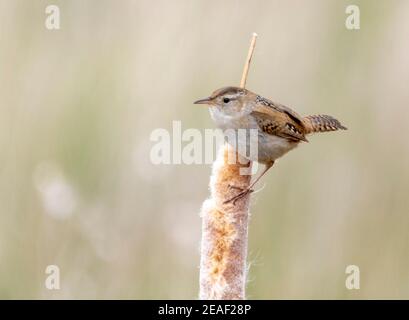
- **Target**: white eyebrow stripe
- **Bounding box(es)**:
[224,94,241,100]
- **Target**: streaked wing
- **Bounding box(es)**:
[255,95,304,126]
[251,108,308,142]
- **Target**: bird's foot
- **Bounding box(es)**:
[227,184,248,192]
[224,187,254,205]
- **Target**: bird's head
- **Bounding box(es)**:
[194,86,253,116]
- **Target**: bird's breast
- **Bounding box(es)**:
[209,107,257,130]
[208,107,298,163]
[256,133,299,163]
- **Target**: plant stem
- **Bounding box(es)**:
[199,33,258,300]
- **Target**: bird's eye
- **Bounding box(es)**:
[223,97,230,103]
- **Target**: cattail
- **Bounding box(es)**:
[199,33,257,300]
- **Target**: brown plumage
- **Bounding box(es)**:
[194,86,347,204]
[251,95,346,141]
[303,114,347,133]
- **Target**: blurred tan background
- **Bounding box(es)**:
[1,0,409,299]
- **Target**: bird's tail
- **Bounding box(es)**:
[303,115,347,134]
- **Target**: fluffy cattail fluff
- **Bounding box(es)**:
[199,32,255,300]
[304,114,347,133]
[199,145,252,300]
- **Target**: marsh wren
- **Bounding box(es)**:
[194,86,347,204]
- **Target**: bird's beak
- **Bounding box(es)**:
[193,97,212,105]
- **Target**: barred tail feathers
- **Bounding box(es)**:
[304,115,347,134]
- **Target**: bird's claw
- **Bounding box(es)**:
[224,188,254,205]
[228,184,247,192]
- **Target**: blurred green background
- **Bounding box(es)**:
[1,0,409,299]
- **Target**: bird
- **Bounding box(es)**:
[194,86,347,204]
